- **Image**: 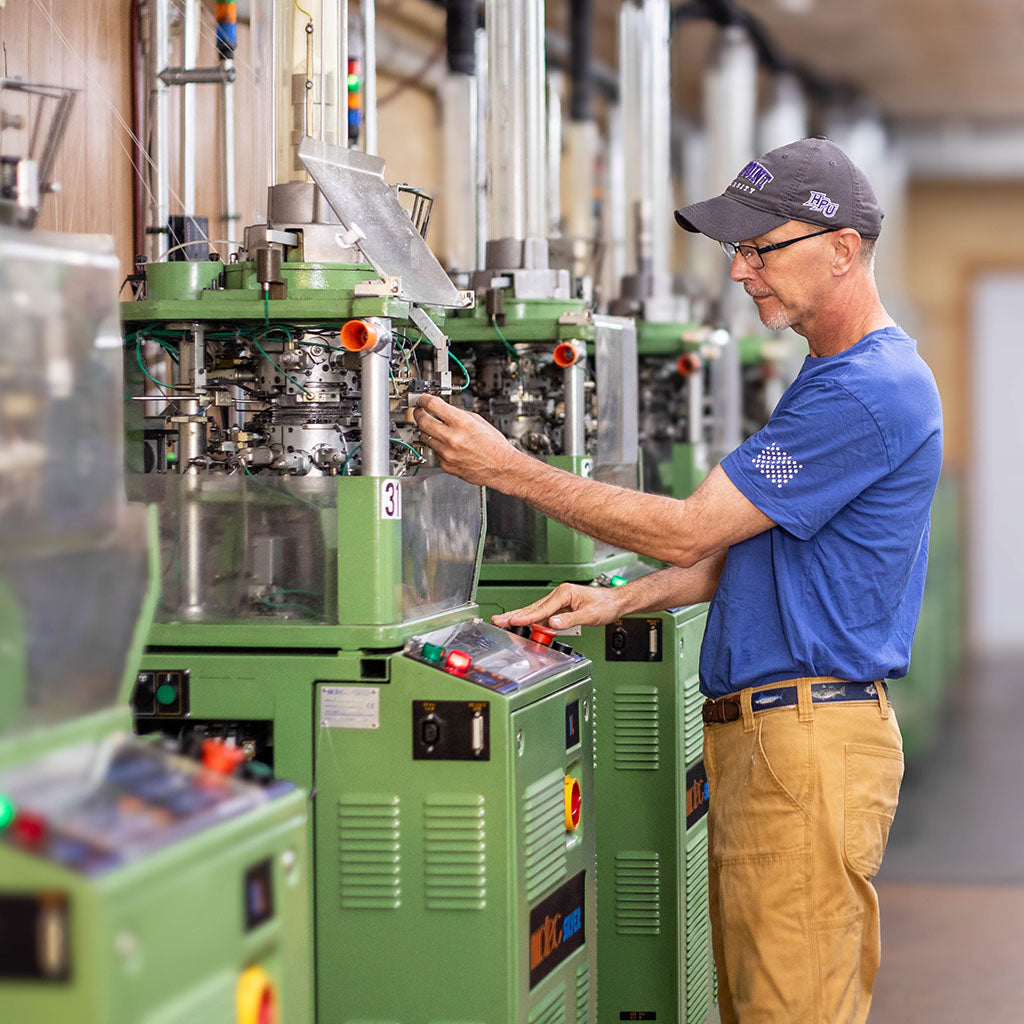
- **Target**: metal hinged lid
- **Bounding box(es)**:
[297,138,467,309]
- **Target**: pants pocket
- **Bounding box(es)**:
[843,742,904,878]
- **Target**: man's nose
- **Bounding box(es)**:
[730,252,754,284]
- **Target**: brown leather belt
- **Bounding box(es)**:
[702,680,888,725]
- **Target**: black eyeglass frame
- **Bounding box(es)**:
[720,227,839,269]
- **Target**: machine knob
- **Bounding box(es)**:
[202,738,246,775]
[529,625,557,646]
[564,776,581,830]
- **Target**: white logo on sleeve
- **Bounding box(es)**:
[752,441,803,488]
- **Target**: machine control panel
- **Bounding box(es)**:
[0,735,290,875]
[404,618,584,694]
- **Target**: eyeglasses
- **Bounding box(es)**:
[720,227,838,269]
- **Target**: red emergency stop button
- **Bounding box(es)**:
[564,776,581,830]
[530,625,557,646]
[236,965,277,1024]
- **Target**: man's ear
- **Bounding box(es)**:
[831,229,862,275]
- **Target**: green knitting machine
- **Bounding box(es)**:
[121,138,598,1023]
[445,238,714,1023]
[0,226,312,1024]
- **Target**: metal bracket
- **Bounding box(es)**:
[353,277,402,298]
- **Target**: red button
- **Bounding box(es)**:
[530,625,557,646]
[564,776,581,829]
[445,649,472,673]
[202,738,246,775]
[12,810,47,847]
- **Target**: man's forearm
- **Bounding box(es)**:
[615,553,726,614]
[502,455,703,567]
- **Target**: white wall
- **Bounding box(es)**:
[968,272,1024,656]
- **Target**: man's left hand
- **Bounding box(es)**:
[413,393,526,488]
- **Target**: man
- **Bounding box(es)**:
[414,137,942,1023]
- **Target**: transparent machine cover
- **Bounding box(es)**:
[0,228,149,737]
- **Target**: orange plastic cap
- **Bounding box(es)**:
[552,343,580,368]
[340,319,379,352]
[202,738,246,775]
[676,353,702,377]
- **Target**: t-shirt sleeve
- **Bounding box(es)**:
[721,378,891,540]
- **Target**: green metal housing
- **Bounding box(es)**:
[477,578,714,1024]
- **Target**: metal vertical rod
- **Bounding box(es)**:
[359,333,391,476]
[177,326,206,616]
[563,362,586,457]
[337,0,348,147]
[183,0,199,214]
[546,74,562,237]
[486,0,526,241]
[474,26,488,265]
[362,0,377,155]
[318,0,326,140]
[222,70,238,244]
[150,0,171,260]
[524,0,547,238]
[686,370,703,445]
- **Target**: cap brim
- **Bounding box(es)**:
[674,195,789,243]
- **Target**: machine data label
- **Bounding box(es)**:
[321,686,380,729]
[528,870,586,989]
[380,478,402,520]
[686,758,709,828]
[619,1014,657,1021]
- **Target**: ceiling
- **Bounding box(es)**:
[541,0,1024,125]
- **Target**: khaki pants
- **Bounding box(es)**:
[703,679,904,1024]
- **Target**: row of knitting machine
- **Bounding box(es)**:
[0,3,795,1023]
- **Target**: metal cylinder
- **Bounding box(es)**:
[523,0,547,239]
[563,362,586,457]
[362,0,378,155]
[181,479,205,615]
[182,0,199,214]
[485,0,527,240]
[359,327,391,476]
[176,330,206,474]
[758,71,808,154]
[441,70,478,272]
[569,0,593,122]
[222,67,238,244]
[619,0,671,283]
[149,0,170,260]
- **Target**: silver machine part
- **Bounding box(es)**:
[361,0,377,155]
[440,69,479,274]
[359,331,391,477]
[562,362,586,457]
[593,315,639,469]
[0,79,77,229]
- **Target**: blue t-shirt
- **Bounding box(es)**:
[700,326,943,698]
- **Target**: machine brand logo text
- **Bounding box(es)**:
[686,758,709,829]
[527,871,586,988]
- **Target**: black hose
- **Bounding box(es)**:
[446,0,477,76]
[569,0,593,122]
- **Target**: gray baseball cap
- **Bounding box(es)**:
[674,137,883,242]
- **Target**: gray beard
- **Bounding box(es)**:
[758,307,792,331]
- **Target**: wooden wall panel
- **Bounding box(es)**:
[1,0,134,268]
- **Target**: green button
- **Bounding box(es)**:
[0,795,14,832]
[156,683,178,705]
[421,643,444,664]
[609,575,628,587]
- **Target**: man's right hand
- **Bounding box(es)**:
[491,583,626,631]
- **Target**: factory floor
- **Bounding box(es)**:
[871,656,1024,1022]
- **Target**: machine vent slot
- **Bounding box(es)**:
[684,675,705,766]
[614,851,661,935]
[575,961,591,1023]
[685,826,712,1023]
[613,688,660,770]
[527,984,567,1024]
[337,795,401,910]
[423,794,487,910]
[522,769,568,902]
